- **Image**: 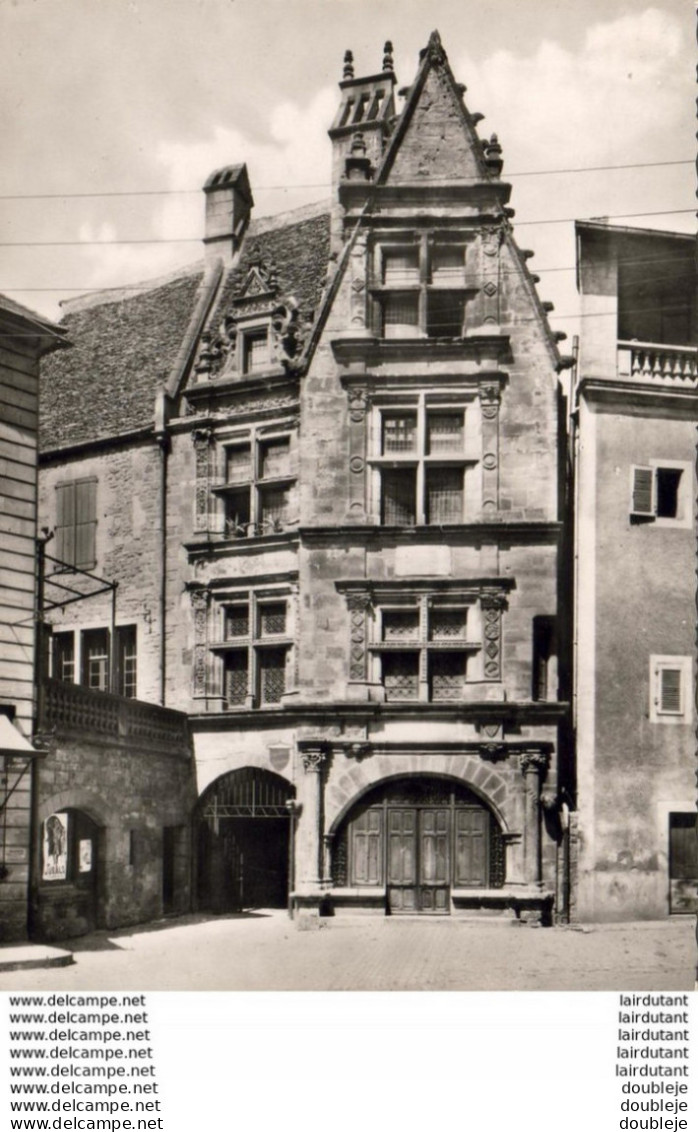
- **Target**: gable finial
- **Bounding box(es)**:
[382,41,394,73]
[343,50,354,80]
[483,133,504,177]
[421,29,446,65]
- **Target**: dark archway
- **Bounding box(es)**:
[33,808,101,940]
[196,768,295,912]
[332,776,505,914]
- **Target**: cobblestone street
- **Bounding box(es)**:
[0,912,694,991]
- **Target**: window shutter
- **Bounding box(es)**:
[659,667,682,714]
[55,482,75,564]
[630,466,655,517]
[74,479,97,569]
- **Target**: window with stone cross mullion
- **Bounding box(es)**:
[220,591,291,708]
[223,428,295,537]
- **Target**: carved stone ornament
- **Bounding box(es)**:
[349,232,368,329]
[480,742,507,762]
[271,300,308,369]
[349,456,365,474]
[484,281,498,297]
[348,388,369,422]
[346,591,371,681]
[343,742,372,761]
[301,748,328,773]
[520,749,550,777]
[482,452,497,471]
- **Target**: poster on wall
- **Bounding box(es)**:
[79,839,93,873]
[42,812,68,881]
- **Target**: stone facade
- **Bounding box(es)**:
[573,222,696,921]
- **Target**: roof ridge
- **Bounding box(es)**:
[60,259,206,315]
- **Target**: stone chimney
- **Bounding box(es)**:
[203,164,254,265]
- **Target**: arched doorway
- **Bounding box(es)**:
[34,808,101,940]
[196,768,295,912]
[332,776,505,914]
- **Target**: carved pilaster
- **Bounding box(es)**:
[190,588,210,698]
[346,592,371,681]
[520,749,550,779]
[192,429,213,534]
[519,748,549,886]
[480,590,506,681]
[346,387,369,520]
[349,231,368,331]
[478,382,501,516]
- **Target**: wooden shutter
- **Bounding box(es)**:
[659,666,683,714]
[630,465,655,517]
[55,482,76,565]
[74,479,97,569]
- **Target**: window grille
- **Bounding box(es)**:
[382,609,420,641]
[225,606,250,638]
[383,248,419,285]
[430,652,467,701]
[382,413,417,454]
[260,603,287,636]
[381,468,416,524]
[429,609,467,640]
[426,412,463,454]
[225,651,248,705]
[425,467,463,523]
[260,485,290,528]
[427,291,464,337]
[259,649,286,704]
[382,653,419,701]
[383,293,419,338]
[659,668,682,714]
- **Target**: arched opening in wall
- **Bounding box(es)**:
[196,768,295,913]
[332,776,505,915]
[33,809,101,940]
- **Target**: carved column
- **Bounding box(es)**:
[520,749,549,886]
[192,429,213,534]
[346,591,372,699]
[297,747,328,892]
[346,387,369,521]
[478,382,501,517]
[190,589,210,700]
[480,590,506,681]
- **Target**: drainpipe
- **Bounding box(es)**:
[154,392,169,707]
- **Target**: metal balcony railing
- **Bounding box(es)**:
[617,341,697,384]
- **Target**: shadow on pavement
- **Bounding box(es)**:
[63,910,275,953]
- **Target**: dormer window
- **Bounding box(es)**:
[243,328,270,374]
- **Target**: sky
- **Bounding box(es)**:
[0,0,694,347]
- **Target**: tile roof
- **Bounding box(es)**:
[40,267,206,453]
[39,206,331,454]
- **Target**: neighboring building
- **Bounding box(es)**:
[0,295,65,940]
[38,32,571,924]
[0,295,197,944]
[573,221,697,921]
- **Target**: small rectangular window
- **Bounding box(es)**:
[117,626,137,699]
[381,468,416,525]
[659,667,682,714]
[259,648,286,704]
[532,617,556,702]
[429,608,467,641]
[651,656,691,723]
[82,629,109,693]
[382,412,417,454]
[225,605,250,638]
[425,467,463,523]
[655,468,682,519]
[225,651,248,706]
[426,412,463,455]
[259,602,287,637]
[382,248,419,285]
[225,488,252,536]
[429,652,467,701]
[53,632,75,683]
[243,329,269,373]
[226,445,252,484]
[382,652,419,701]
[383,293,419,338]
[382,609,419,641]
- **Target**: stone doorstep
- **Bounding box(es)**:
[0,944,74,973]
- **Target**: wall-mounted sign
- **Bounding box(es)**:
[79,839,93,873]
[42,813,68,881]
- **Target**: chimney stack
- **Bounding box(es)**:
[203,164,253,265]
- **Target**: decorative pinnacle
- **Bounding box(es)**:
[343,50,354,80]
[383,40,394,72]
[350,131,367,157]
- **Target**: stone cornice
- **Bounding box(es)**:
[331,331,512,370]
[187,700,569,728]
[298,522,562,546]
[577,376,697,416]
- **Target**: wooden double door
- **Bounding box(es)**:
[342,779,495,915]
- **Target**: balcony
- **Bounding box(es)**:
[41,679,191,758]
[617,341,697,385]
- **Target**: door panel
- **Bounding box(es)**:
[419,808,450,913]
[352,809,382,885]
[454,808,488,887]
